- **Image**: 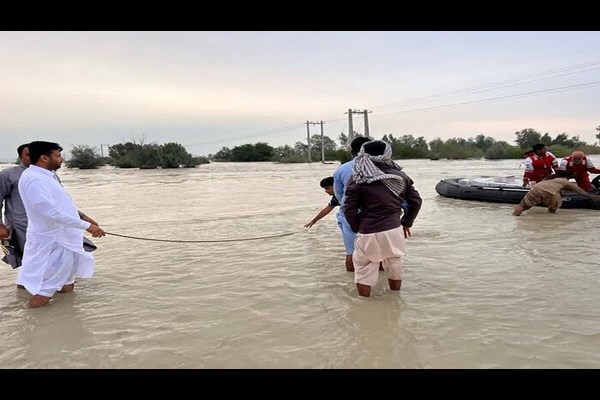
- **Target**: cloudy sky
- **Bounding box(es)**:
[1,31,599,161]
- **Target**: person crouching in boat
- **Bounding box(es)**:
[558,151,600,193]
[513,170,600,216]
[522,143,558,188]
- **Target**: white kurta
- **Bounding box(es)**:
[17,165,93,297]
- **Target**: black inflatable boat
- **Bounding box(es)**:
[435,176,600,210]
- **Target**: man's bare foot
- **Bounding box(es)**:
[29,295,52,308]
[58,283,74,293]
[16,284,26,290]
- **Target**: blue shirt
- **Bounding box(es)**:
[333,160,355,211]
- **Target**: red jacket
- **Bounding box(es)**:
[558,156,600,192]
[523,151,558,183]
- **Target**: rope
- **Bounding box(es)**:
[105,230,304,243]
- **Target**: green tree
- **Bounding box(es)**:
[272,145,305,163]
[138,144,161,169]
[230,143,274,162]
[540,132,553,145]
[66,145,102,169]
[310,135,337,153]
[548,145,572,158]
[551,133,585,148]
[337,132,348,149]
[254,142,275,161]
[210,147,233,161]
[390,134,430,159]
[514,128,542,149]
[428,138,444,159]
[159,142,193,168]
[484,141,523,159]
[108,142,141,160]
[473,134,496,151]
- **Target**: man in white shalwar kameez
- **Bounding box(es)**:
[17,141,105,308]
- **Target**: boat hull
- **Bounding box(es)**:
[435,179,600,209]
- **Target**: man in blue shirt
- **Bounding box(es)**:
[333,136,373,271]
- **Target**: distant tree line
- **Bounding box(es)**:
[65,141,209,170]
[63,126,600,168]
[209,133,352,163]
[208,128,600,163]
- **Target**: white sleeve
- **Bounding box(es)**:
[23,178,91,230]
[558,158,568,170]
[546,151,559,167]
[523,157,534,173]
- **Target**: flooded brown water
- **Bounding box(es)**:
[1,157,599,368]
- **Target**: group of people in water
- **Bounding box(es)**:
[305,140,600,295]
[0,141,105,308]
[2,139,600,306]
[514,144,600,215]
[305,137,422,297]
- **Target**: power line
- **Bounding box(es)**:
[183,60,600,150]
[374,81,600,118]
[185,123,303,147]
[370,60,600,112]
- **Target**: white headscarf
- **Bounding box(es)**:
[352,140,405,197]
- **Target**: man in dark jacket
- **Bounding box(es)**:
[344,140,422,297]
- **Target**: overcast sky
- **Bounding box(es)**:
[1,31,599,161]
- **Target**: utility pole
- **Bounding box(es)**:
[347,108,354,144]
[319,121,325,163]
[305,121,312,163]
[305,121,325,163]
[344,109,372,145]
[363,110,371,138]
[100,144,111,158]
